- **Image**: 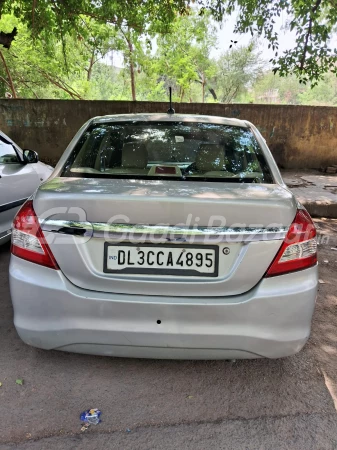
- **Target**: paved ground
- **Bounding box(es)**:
[283,170,337,218]
[0,219,337,449]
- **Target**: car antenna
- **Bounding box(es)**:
[167,87,175,115]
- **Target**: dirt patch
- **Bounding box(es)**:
[309,219,337,409]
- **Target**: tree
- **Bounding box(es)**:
[77,19,117,82]
[116,27,149,101]
[213,41,264,103]
[0,1,188,46]
[154,11,218,103]
[220,0,337,86]
[251,69,337,106]
[1,1,337,85]
[252,72,304,104]
[4,1,337,101]
[0,14,86,99]
[0,0,189,98]
[297,72,337,105]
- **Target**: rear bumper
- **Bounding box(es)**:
[9,256,318,359]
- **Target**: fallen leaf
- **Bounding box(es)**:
[0,382,2,387]
[16,379,24,386]
[319,279,326,284]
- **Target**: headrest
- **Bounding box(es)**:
[196,144,225,172]
[122,143,148,169]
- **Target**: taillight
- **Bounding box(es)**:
[265,209,317,277]
[11,200,59,270]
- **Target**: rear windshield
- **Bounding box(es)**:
[62,121,273,183]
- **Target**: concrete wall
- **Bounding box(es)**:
[0,99,336,169]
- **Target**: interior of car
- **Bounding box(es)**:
[68,122,268,181]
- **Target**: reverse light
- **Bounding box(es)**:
[11,200,59,269]
[265,209,317,277]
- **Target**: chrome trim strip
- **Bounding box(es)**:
[0,229,11,241]
[0,197,27,214]
[40,219,288,243]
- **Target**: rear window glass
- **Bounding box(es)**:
[62,121,273,183]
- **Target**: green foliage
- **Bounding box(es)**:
[0,13,122,99]
[252,70,337,106]
[297,73,337,106]
[0,14,82,99]
[212,40,264,103]
[253,72,304,104]
[2,1,337,105]
[154,11,218,102]
[0,0,193,51]
[1,1,337,85]
[223,0,337,86]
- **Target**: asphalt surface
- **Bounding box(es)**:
[1,219,337,450]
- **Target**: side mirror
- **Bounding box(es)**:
[23,149,39,164]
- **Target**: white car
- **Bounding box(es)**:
[0,130,53,244]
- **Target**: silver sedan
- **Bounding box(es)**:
[9,114,318,359]
[0,130,53,244]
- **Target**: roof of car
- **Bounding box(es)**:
[91,113,248,128]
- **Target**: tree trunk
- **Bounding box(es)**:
[208,87,217,100]
[87,51,95,81]
[129,57,136,101]
[202,73,205,103]
[126,34,136,101]
[0,49,17,98]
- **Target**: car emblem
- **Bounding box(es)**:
[166,237,187,243]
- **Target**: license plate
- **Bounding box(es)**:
[104,243,219,277]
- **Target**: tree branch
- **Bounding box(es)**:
[208,87,217,100]
[299,0,322,72]
[32,0,36,29]
[0,49,17,97]
[0,75,10,88]
[37,69,83,99]
[16,75,39,98]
